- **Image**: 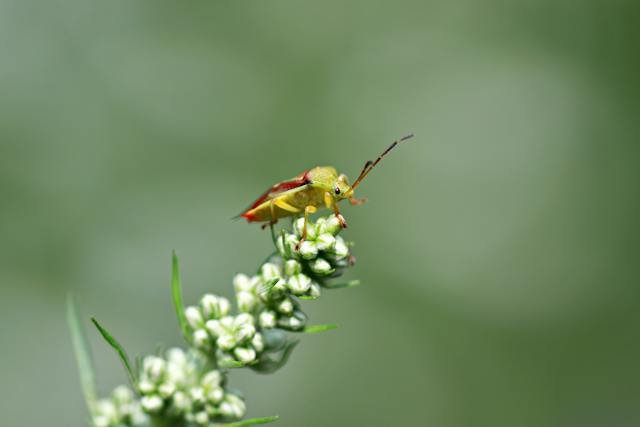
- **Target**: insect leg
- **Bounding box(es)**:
[349,197,368,206]
[332,202,347,229]
[262,201,279,229]
[295,205,317,250]
[324,192,333,209]
[273,198,301,213]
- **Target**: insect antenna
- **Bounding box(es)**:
[350,133,414,191]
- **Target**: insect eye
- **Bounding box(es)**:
[334,187,341,195]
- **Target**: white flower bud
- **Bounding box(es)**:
[200,294,230,319]
[166,347,186,366]
[172,391,191,411]
[251,332,264,352]
[236,291,256,312]
[333,236,349,258]
[201,370,221,387]
[260,262,281,280]
[166,361,186,386]
[216,334,236,350]
[218,297,231,318]
[220,316,235,329]
[298,240,318,259]
[277,298,294,314]
[225,394,246,418]
[193,329,210,348]
[310,258,333,274]
[143,356,166,382]
[288,316,304,330]
[219,402,234,418]
[138,380,155,394]
[259,311,276,329]
[234,347,256,363]
[93,416,110,427]
[207,386,224,404]
[250,275,262,288]
[185,306,204,329]
[277,233,299,255]
[113,385,133,403]
[190,387,205,403]
[315,233,336,251]
[141,395,163,412]
[130,406,148,424]
[323,215,342,235]
[120,402,136,417]
[293,217,306,236]
[236,323,256,342]
[234,313,254,327]
[309,283,321,298]
[287,274,311,295]
[284,259,302,276]
[157,382,176,398]
[268,278,287,295]
[233,273,251,292]
[199,294,218,318]
[205,319,223,336]
[95,400,117,418]
[194,411,209,425]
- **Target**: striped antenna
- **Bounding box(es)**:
[350,133,414,191]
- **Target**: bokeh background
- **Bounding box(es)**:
[1,1,639,426]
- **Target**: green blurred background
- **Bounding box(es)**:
[1,1,639,426]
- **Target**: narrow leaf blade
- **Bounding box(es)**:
[171,251,191,344]
[91,317,137,387]
[325,279,360,289]
[303,323,339,334]
[220,415,280,426]
[66,295,97,413]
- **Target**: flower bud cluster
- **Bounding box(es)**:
[185,294,265,365]
[277,216,353,278]
[92,386,147,427]
[183,371,246,425]
[136,348,245,423]
[233,264,309,332]
[91,215,357,427]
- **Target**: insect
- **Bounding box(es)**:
[239,133,414,244]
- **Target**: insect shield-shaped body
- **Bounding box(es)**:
[239,134,414,243]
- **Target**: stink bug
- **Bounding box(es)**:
[239,133,414,243]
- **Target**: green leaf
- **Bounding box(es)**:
[91,317,137,387]
[66,294,97,414]
[303,323,339,334]
[218,415,279,426]
[324,279,360,289]
[171,251,191,344]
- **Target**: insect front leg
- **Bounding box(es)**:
[349,197,368,206]
[333,204,348,229]
[324,191,347,228]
